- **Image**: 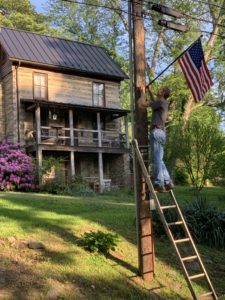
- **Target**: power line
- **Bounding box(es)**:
[62,0,225,28]
[187,0,225,11]
[189,30,225,39]
[140,0,225,12]
[62,0,129,15]
[140,1,225,29]
[61,0,225,37]
[61,0,149,22]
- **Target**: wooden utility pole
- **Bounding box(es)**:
[131,0,154,280]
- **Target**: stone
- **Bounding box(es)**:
[0,276,6,284]
[28,242,44,250]
[7,237,16,244]
[186,261,200,272]
[204,259,213,264]
[174,282,183,290]
[46,288,61,299]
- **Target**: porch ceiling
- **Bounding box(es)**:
[21,98,129,119]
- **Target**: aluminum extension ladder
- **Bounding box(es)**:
[132,139,218,300]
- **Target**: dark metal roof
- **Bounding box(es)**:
[21,98,130,117]
[0,27,128,80]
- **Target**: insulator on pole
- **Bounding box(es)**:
[158,20,188,32]
[151,4,184,18]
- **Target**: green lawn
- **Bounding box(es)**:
[104,185,225,208]
[0,188,224,299]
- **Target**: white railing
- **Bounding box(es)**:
[39,126,127,148]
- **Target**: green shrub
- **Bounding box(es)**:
[63,176,95,196]
[152,197,225,249]
[184,197,225,249]
[173,167,189,185]
[41,175,95,196]
[77,231,119,255]
[40,177,66,194]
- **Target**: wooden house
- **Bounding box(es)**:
[0,27,130,192]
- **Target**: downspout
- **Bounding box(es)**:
[15,62,21,145]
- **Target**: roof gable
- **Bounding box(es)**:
[0,27,127,80]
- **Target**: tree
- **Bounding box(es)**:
[46,0,130,109]
[143,0,225,122]
[176,107,225,191]
[46,0,128,58]
[0,0,57,34]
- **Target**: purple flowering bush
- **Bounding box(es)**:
[0,143,35,191]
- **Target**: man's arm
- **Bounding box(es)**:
[138,85,162,109]
[138,87,150,108]
[146,85,154,101]
[146,85,163,109]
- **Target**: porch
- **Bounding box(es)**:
[22,99,130,150]
[22,99,130,193]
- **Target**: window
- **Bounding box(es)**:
[93,82,105,106]
[33,73,48,99]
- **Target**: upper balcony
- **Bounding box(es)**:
[22,99,130,153]
[39,126,127,148]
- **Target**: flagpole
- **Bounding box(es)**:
[146,35,203,89]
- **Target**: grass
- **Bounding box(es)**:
[103,185,225,208]
[0,187,224,299]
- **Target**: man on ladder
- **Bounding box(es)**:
[134,85,218,299]
[138,85,174,192]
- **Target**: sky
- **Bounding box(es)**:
[30,0,46,13]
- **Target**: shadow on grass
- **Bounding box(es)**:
[0,192,224,299]
[107,253,138,274]
[0,253,166,300]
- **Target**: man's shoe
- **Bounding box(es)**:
[165,182,174,191]
[154,184,166,193]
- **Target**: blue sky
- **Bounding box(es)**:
[30,0,46,13]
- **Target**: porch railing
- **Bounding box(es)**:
[39,126,128,149]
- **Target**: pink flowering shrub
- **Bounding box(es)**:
[0,143,35,191]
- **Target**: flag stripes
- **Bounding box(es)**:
[178,39,213,102]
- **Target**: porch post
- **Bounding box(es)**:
[98,152,104,193]
[70,151,75,177]
[97,112,102,147]
[69,109,74,146]
[125,115,129,149]
[37,147,42,185]
[97,112,104,192]
[35,105,42,185]
[35,104,41,144]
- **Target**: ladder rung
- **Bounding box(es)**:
[167,221,183,226]
[189,273,205,280]
[181,255,198,262]
[199,292,213,298]
[174,238,190,244]
[161,205,177,210]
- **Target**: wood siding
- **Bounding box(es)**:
[0,59,13,141]
[0,64,122,146]
[0,60,12,79]
[1,70,17,143]
[0,82,4,141]
[18,67,120,108]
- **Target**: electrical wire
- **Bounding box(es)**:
[139,0,225,29]
[188,30,225,39]
[139,0,225,13]
[61,0,129,15]
[61,0,225,38]
[61,0,150,22]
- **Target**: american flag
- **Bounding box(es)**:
[178,39,213,102]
